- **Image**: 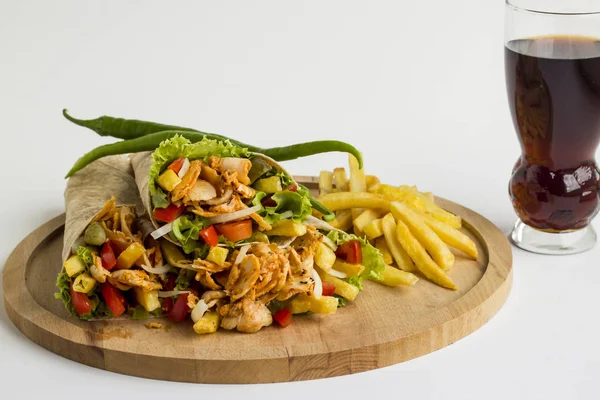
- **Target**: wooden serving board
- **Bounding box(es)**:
[2,177,512,384]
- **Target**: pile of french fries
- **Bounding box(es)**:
[317,156,478,290]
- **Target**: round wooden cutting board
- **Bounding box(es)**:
[2,177,512,384]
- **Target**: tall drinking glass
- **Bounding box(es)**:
[505,1,600,254]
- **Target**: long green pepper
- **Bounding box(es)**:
[64,110,364,177]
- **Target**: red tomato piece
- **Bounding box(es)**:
[199,225,219,247]
[285,184,298,192]
[99,282,126,317]
[167,157,185,174]
[336,240,362,264]
[70,282,94,315]
[273,308,293,328]
[100,241,117,271]
[153,204,185,223]
[168,294,190,322]
[162,297,174,314]
[165,273,177,291]
[215,220,253,242]
[322,281,336,297]
[261,196,277,207]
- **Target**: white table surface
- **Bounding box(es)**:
[1,1,598,399]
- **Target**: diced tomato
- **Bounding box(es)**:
[322,281,336,297]
[215,219,253,242]
[168,294,190,322]
[153,204,185,223]
[70,282,94,315]
[167,157,185,174]
[162,297,174,314]
[273,308,293,328]
[199,225,219,247]
[336,240,363,264]
[285,184,298,192]
[100,241,117,271]
[99,282,126,317]
[109,239,127,256]
[261,196,277,207]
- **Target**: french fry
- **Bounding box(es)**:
[318,192,390,212]
[390,202,455,271]
[422,213,478,259]
[332,259,365,277]
[319,171,334,195]
[330,209,354,231]
[319,271,360,301]
[364,218,384,240]
[366,175,381,192]
[373,264,419,287]
[353,209,385,234]
[375,237,393,265]
[395,219,457,290]
[348,154,367,220]
[377,184,462,228]
[333,168,349,192]
[381,213,415,272]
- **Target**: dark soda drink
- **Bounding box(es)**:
[505,36,600,232]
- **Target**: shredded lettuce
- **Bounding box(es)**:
[170,215,209,254]
[76,246,95,271]
[253,190,313,226]
[149,135,250,210]
[335,295,348,307]
[175,270,195,291]
[326,230,386,288]
[54,272,112,320]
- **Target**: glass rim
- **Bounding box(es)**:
[506,1,600,16]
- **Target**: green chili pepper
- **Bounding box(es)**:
[63,109,238,145]
[310,198,336,222]
[63,110,363,169]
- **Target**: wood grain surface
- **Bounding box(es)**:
[2,177,513,384]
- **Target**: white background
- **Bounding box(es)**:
[1,1,599,399]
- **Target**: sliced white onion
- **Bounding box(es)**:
[235,244,251,266]
[276,237,297,249]
[140,263,173,275]
[322,235,338,251]
[311,269,323,299]
[158,290,190,298]
[279,211,294,220]
[328,268,347,279]
[206,205,261,224]
[191,299,209,323]
[304,215,345,233]
[150,222,173,240]
[177,158,191,178]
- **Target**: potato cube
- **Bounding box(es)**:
[116,242,145,270]
[157,169,182,192]
[315,242,336,271]
[288,294,311,314]
[134,288,161,312]
[265,220,307,237]
[309,296,339,314]
[194,312,221,334]
[72,273,96,293]
[64,255,86,277]
[206,246,229,266]
[320,272,359,301]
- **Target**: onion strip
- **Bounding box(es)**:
[191,299,209,323]
[311,269,323,299]
[206,205,261,225]
[158,290,190,298]
[321,235,338,251]
[235,244,251,266]
[177,158,191,178]
[140,263,173,275]
[327,268,347,279]
[150,222,173,240]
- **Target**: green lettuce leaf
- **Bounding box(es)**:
[175,270,195,291]
[76,246,95,270]
[149,135,250,210]
[129,306,163,320]
[54,272,112,320]
[326,230,386,287]
[253,181,313,226]
[170,215,209,254]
